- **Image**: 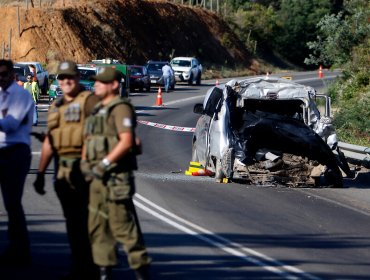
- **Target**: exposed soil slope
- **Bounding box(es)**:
[0,0,257,72]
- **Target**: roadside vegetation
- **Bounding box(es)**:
[305,0,370,146]
[216,0,369,146]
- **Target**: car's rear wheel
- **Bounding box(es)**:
[196,73,201,85]
[214,159,224,180]
[188,74,193,85]
[146,84,151,92]
[191,140,199,162]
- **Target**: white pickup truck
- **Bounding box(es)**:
[170,57,202,85]
[16,62,49,94]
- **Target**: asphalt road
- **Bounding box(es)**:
[1,70,370,280]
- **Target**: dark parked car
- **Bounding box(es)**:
[129,65,150,92]
[192,77,353,187]
[146,60,175,90]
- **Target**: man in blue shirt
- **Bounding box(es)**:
[161,62,173,93]
[0,59,34,266]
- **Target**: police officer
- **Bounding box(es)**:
[82,67,151,280]
[33,61,100,279]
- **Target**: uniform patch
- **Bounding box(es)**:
[123,118,132,127]
[98,67,107,74]
[60,62,70,70]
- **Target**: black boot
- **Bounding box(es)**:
[135,265,151,280]
[100,266,113,280]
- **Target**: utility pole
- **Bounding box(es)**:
[8,29,12,59]
[1,42,4,59]
[17,6,21,37]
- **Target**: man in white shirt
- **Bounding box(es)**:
[0,59,34,266]
[161,62,173,93]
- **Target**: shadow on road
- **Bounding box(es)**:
[1,224,370,280]
[343,170,370,189]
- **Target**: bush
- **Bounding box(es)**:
[330,70,370,146]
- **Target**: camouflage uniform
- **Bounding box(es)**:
[47,90,99,278]
[84,96,151,271]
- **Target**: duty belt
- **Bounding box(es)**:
[59,157,80,167]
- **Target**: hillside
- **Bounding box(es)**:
[0,0,259,73]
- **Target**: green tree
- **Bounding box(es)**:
[274,0,331,65]
[310,0,370,145]
[232,3,277,49]
[305,1,369,66]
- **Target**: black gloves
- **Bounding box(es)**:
[33,172,46,195]
[92,161,107,180]
[80,160,94,182]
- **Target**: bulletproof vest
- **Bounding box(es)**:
[47,91,91,156]
[85,96,138,171]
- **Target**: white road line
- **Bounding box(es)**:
[134,194,321,280]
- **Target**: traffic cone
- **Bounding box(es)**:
[191,169,214,176]
[318,65,323,79]
[215,79,220,86]
[185,162,204,175]
[156,86,163,106]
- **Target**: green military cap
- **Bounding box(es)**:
[57,60,79,77]
[92,67,122,83]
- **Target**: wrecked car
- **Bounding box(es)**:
[192,77,353,187]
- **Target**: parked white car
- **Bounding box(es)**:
[170,57,202,85]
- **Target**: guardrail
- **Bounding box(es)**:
[338,142,370,168]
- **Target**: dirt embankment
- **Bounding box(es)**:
[0,0,257,73]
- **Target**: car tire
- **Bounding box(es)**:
[146,85,151,92]
[188,74,193,85]
[214,159,224,180]
[191,140,199,162]
[196,73,201,85]
[139,87,143,92]
[171,83,175,90]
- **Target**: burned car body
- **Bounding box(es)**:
[192,77,352,187]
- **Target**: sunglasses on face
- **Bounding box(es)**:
[27,77,32,80]
[0,71,9,78]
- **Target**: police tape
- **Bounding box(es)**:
[137,120,195,133]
